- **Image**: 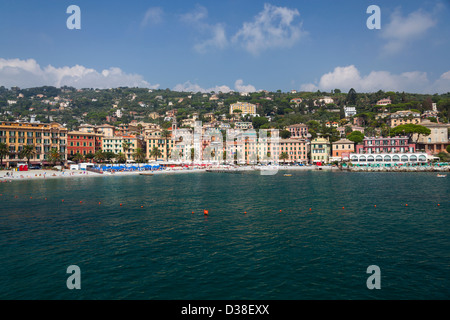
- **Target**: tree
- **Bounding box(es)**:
[280,130,291,139]
[132,148,146,164]
[47,148,63,166]
[0,142,9,169]
[71,152,84,164]
[19,145,35,167]
[347,131,365,144]
[252,116,269,129]
[94,150,105,163]
[390,124,431,143]
[347,88,357,105]
[446,145,450,153]
[115,152,127,164]
[279,152,289,165]
[149,146,162,161]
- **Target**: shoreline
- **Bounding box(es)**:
[1,164,448,182]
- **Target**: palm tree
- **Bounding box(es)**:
[47,148,62,167]
[115,152,127,164]
[93,150,105,164]
[122,141,132,157]
[149,146,162,161]
[132,148,146,166]
[161,129,171,161]
[19,145,36,167]
[72,152,84,164]
[0,142,9,169]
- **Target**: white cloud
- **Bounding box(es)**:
[300,65,450,94]
[381,7,437,54]
[0,58,159,89]
[173,79,258,93]
[194,23,228,53]
[181,5,228,53]
[232,3,306,55]
[234,79,256,93]
[173,81,232,93]
[141,7,164,27]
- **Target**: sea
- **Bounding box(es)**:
[0,170,449,300]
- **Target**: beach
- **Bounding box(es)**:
[0,165,338,182]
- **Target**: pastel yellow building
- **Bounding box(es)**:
[229,101,257,115]
[0,121,68,167]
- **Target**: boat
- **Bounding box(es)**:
[284,174,292,176]
[139,172,154,176]
[437,174,446,178]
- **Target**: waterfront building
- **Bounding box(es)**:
[67,131,100,157]
[331,139,355,162]
[145,128,174,161]
[0,121,67,167]
[275,138,309,163]
[355,136,416,154]
[350,152,428,164]
[413,120,450,155]
[310,137,331,163]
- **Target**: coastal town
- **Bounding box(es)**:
[0,86,449,175]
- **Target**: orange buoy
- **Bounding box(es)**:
[120,203,123,206]
[98,202,101,205]
[309,208,312,211]
[342,207,345,210]
[244,211,247,214]
[374,205,377,208]
[80,201,82,203]
[62,199,64,202]
[141,206,144,208]
[437,204,440,206]
[203,209,209,215]
[405,204,408,207]
[30,197,32,199]
[45,198,47,201]
[192,211,194,214]
[280,210,282,213]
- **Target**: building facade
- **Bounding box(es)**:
[0,121,67,167]
[310,137,331,163]
[355,136,416,154]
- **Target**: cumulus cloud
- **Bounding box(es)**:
[173,81,232,93]
[173,79,258,93]
[232,3,306,55]
[141,7,164,27]
[234,79,256,93]
[300,65,450,94]
[0,58,159,89]
[381,7,437,54]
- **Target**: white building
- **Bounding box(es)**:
[344,106,357,118]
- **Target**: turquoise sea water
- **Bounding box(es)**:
[0,171,449,300]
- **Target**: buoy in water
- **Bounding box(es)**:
[203,209,209,215]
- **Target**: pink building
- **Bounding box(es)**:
[356,136,416,154]
[287,124,308,138]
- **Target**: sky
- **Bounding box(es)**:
[0,0,449,94]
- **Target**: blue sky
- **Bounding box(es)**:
[0,0,449,93]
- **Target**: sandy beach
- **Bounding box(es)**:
[0,165,336,182]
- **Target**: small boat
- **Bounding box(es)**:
[437,174,446,178]
[139,172,154,176]
[284,174,292,177]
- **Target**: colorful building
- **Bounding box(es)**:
[310,137,331,163]
[355,136,416,154]
[0,121,67,167]
[67,131,99,157]
[331,139,355,162]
